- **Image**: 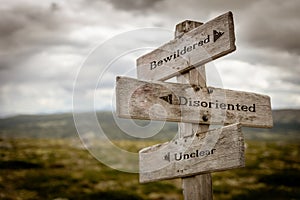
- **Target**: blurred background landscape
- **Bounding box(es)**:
[1,0,300,199]
[0,109,299,199]
[0,109,300,141]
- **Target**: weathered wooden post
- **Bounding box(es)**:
[175,20,213,200]
[115,11,273,200]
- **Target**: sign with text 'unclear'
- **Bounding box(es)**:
[139,123,244,183]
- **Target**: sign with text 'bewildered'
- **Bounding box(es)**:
[137,12,236,81]
[116,76,273,128]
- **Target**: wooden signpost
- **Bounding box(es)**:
[115,11,273,200]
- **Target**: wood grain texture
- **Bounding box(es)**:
[182,174,212,200]
[116,76,273,128]
[179,68,213,200]
[139,123,245,183]
[136,11,236,81]
[175,21,213,200]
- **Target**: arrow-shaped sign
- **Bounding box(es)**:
[139,123,245,183]
[116,76,273,128]
[136,12,236,81]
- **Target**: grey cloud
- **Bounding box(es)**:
[129,0,300,56]
[229,46,300,94]
[1,0,300,117]
[0,2,90,74]
[0,47,42,71]
[239,0,300,55]
[179,0,256,14]
[103,0,164,12]
[232,47,300,70]
[142,0,258,26]
[0,4,62,48]
[282,76,300,87]
[0,3,89,54]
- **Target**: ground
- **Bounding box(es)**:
[0,138,299,200]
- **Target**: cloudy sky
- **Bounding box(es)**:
[0,0,299,117]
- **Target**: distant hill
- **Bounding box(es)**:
[0,112,177,140]
[0,110,299,141]
[243,109,300,141]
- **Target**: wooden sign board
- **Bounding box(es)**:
[139,123,244,183]
[116,76,273,128]
[137,11,236,81]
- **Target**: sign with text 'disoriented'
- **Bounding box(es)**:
[136,11,236,81]
[139,123,244,183]
[116,76,273,128]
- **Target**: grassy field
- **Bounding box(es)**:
[0,138,299,200]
